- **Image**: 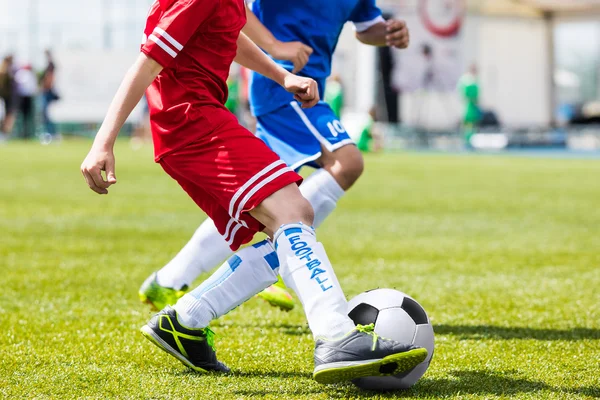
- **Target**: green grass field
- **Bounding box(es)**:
[1,140,599,399]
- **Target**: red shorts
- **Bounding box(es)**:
[159,116,302,251]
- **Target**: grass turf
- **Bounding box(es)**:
[0,140,599,399]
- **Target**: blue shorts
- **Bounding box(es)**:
[256,101,354,171]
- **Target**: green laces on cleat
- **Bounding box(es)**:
[202,326,216,352]
[355,323,379,350]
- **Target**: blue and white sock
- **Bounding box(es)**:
[275,223,356,339]
[174,240,279,328]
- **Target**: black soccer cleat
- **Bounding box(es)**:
[141,306,230,373]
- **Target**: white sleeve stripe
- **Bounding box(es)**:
[353,15,385,33]
[153,27,183,51]
[149,34,177,58]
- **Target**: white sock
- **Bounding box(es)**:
[274,223,355,339]
[156,219,234,290]
[156,170,344,289]
[174,240,279,328]
[300,169,345,228]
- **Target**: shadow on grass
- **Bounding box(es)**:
[411,370,600,399]
[434,324,600,341]
[218,322,312,336]
[231,370,600,398]
[175,369,312,379]
[218,322,600,341]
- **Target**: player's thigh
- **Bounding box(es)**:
[160,120,302,248]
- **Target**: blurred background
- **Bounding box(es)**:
[1,0,600,152]
[1,4,599,397]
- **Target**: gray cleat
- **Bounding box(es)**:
[313,324,428,384]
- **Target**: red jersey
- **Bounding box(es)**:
[141,0,246,160]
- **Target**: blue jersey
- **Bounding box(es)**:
[249,0,383,116]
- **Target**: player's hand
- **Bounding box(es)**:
[271,41,313,73]
[81,145,117,195]
[283,74,320,109]
[385,19,410,49]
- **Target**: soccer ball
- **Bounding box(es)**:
[347,288,435,391]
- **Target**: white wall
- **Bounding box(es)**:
[52,49,144,122]
[476,16,552,127]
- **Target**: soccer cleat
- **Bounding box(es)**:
[255,283,295,312]
[139,272,188,310]
[140,306,230,373]
[312,324,428,384]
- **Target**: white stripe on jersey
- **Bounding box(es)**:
[234,166,293,220]
[353,15,385,33]
[154,27,184,51]
[228,160,286,217]
[149,34,177,58]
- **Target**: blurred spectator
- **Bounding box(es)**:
[39,49,60,138]
[457,63,481,144]
[225,75,240,116]
[421,44,436,90]
[238,66,256,131]
[325,74,344,119]
[15,64,37,139]
[0,55,16,137]
[357,107,383,153]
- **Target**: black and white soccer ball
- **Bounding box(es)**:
[347,288,435,391]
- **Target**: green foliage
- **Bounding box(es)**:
[1,141,599,399]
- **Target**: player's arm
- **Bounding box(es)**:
[81,54,162,195]
[234,32,319,108]
[355,19,410,49]
[242,3,313,73]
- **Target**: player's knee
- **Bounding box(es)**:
[252,184,315,232]
[322,145,364,189]
[280,194,315,226]
[296,196,315,225]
